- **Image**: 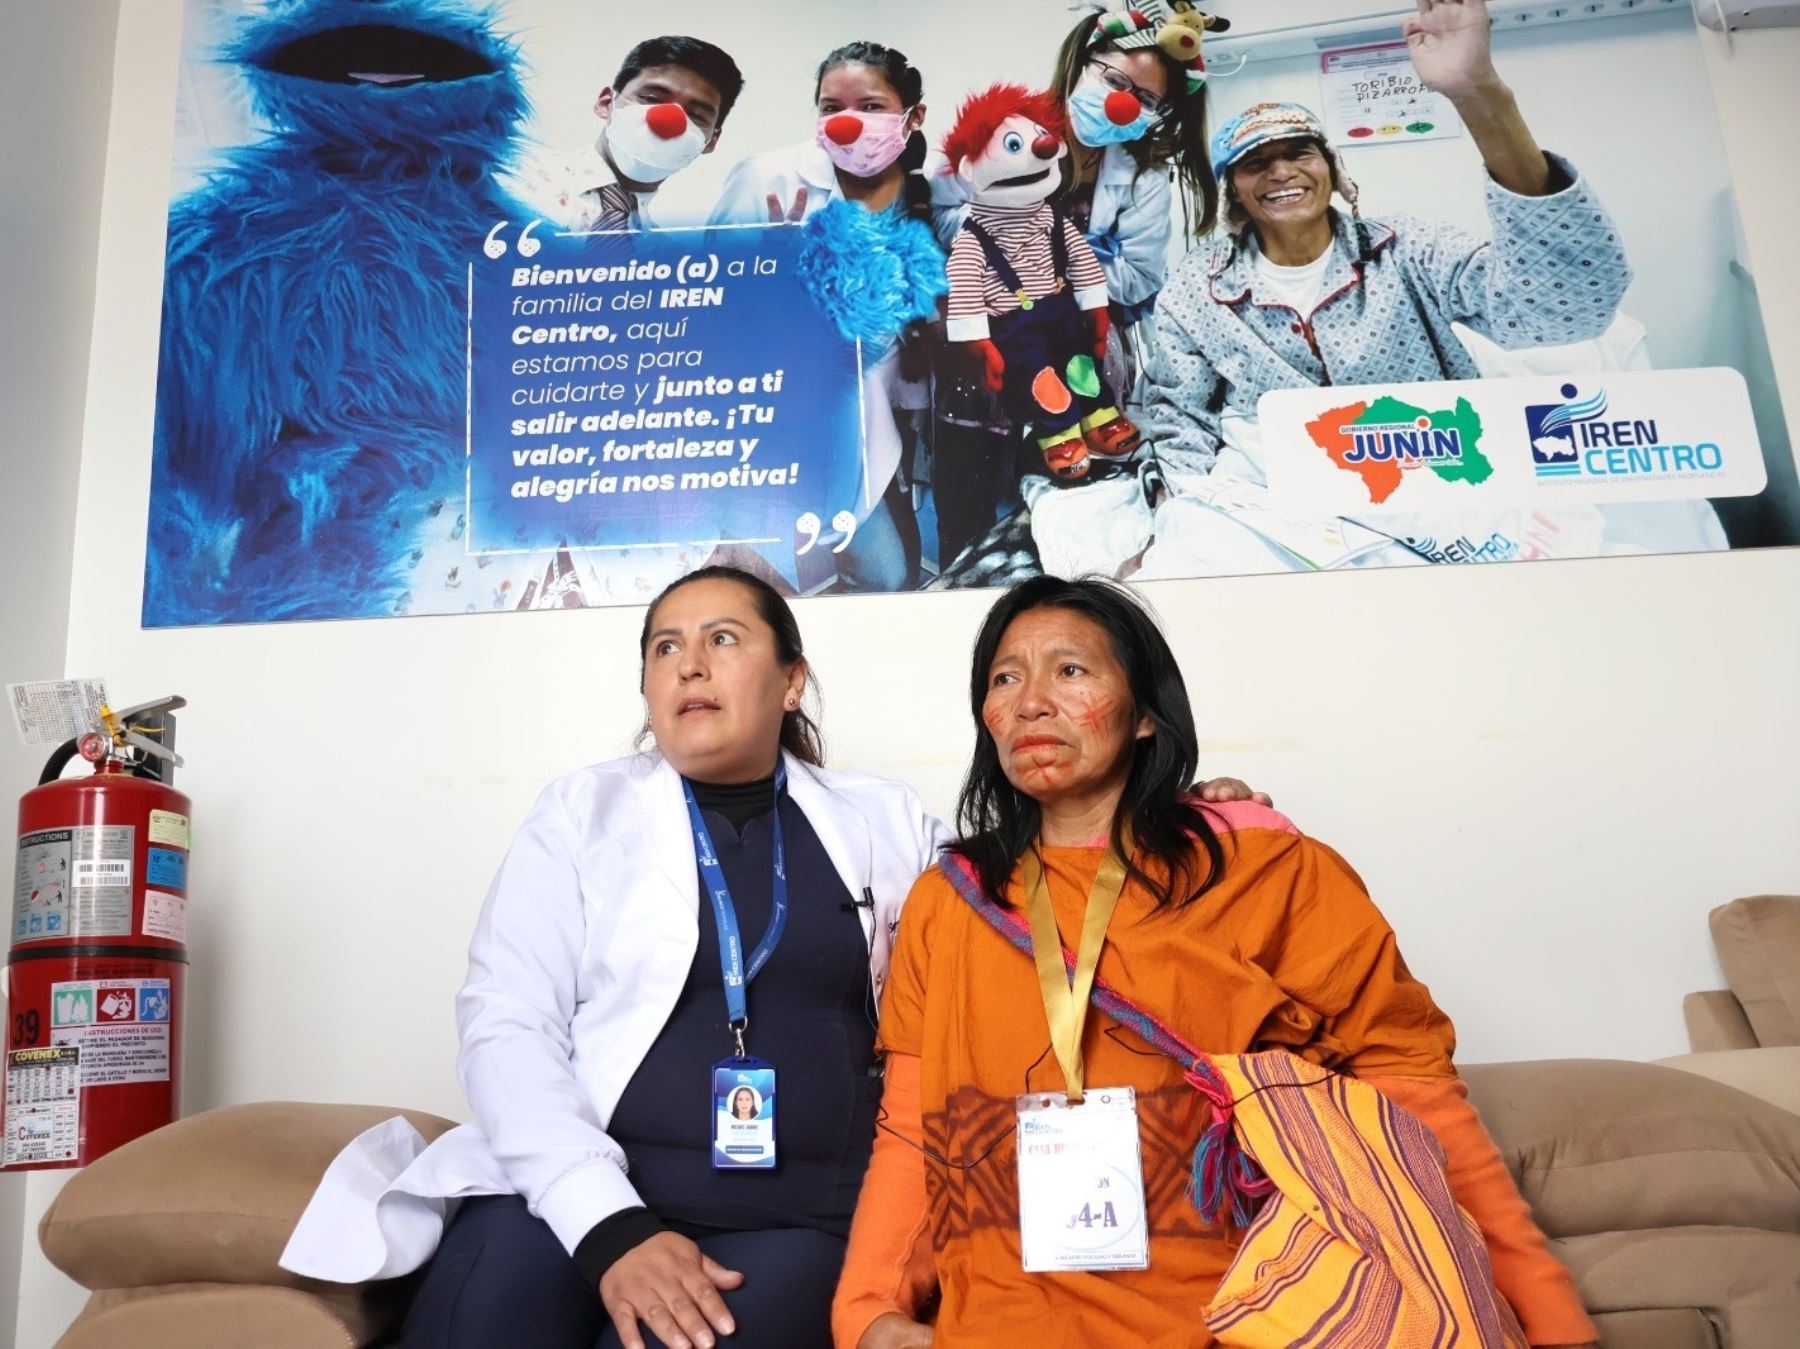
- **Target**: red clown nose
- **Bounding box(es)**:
[1104,89,1142,125]
[1032,131,1062,159]
[644,103,689,139]
[823,113,863,145]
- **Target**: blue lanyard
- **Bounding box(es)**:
[681,764,789,1054]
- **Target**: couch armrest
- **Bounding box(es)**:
[39,1101,458,1292]
[1683,989,1759,1052]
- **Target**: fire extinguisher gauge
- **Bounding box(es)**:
[77,732,110,764]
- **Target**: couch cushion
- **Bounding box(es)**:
[1589,1308,1718,1349]
[39,1102,457,1291]
[1710,895,1800,1047]
[1460,1059,1800,1238]
[1555,1227,1800,1349]
[1655,1048,1800,1118]
[56,1282,410,1349]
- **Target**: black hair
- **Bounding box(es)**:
[613,35,746,125]
[636,565,825,767]
[814,41,931,225]
[949,576,1226,909]
[1051,14,1219,239]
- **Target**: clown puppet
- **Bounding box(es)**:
[941,84,1141,482]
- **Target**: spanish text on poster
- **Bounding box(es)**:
[469,224,865,573]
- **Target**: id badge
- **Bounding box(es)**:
[712,1058,777,1170]
[1015,1086,1148,1272]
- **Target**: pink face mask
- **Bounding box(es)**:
[815,109,914,178]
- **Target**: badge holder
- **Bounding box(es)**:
[1016,1085,1148,1272]
[712,1023,777,1170]
[683,771,789,1173]
[1013,841,1148,1271]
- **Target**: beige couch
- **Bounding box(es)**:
[1681,896,1800,1054]
[34,1058,1800,1349]
[1665,896,1800,1121]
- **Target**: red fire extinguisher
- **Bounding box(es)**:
[5,696,189,1170]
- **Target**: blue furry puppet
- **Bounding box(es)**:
[146,0,532,624]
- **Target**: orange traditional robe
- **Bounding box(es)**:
[833,801,1594,1348]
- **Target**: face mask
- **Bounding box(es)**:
[602,101,709,184]
[1069,75,1157,148]
[815,109,913,178]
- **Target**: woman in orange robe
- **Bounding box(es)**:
[834,576,1597,1349]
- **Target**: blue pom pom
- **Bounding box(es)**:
[796,200,948,348]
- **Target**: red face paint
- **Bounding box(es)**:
[983,609,1141,805]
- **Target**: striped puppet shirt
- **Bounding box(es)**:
[945,202,1110,341]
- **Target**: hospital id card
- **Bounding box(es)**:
[1015,1086,1149,1272]
[712,1058,777,1170]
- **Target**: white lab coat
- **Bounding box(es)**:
[708,141,840,226]
[280,750,950,1285]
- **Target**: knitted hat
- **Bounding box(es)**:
[1083,1,1230,96]
[1210,101,1327,179]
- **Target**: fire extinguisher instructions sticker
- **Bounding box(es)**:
[145,847,187,891]
[67,825,136,938]
[4,1045,81,1167]
[13,829,72,941]
[48,980,171,1085]
[142,889,188,943]
[148,810,190,850]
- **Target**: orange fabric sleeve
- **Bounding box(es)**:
[1255,835,1459,1078]
[831,1052,937,1349]
[1370,1074,1596,1348]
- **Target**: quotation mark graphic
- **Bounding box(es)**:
[483,219,544,259]
[795,511,859,556]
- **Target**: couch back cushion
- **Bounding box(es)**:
[1461,1059,1800,1238]
[1711,895,1800,1047]
[38,1101,457,1291]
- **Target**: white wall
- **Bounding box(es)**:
[9,1,1800,1342]
[0,2,120,1345]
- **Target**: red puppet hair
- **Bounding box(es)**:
[939,82,1068,174]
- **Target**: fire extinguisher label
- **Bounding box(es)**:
[142,889,188,943]
[13,829,72,941]
[14,825,137,941]
[4,1045,81,1167]
[48,980,171,1085]
[148,810,190,850]
[145,847,187,891]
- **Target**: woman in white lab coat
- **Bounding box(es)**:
[280,564,1263,1349]
[281,565,943,1349]
[710,43,939,594]
[929,0,1224,569]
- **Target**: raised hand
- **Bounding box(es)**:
[1403,0,1500,100]
[766,185,810,223]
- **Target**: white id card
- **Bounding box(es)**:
[1015,1086,1149,1272]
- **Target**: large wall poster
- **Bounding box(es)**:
[144,0,1799,626]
